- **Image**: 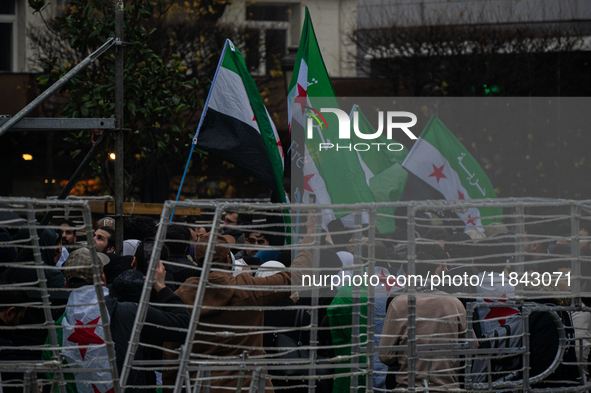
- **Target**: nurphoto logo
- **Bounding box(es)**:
[305,108,419,152]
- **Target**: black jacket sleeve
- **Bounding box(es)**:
[141,287,189,342]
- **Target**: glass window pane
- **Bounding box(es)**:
[246,4,290,22]
[0,23,12,71]
[0,0,15,15]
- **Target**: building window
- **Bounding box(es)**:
[246,3,290,22]
[244,3,292,75]
[0,0,16,72]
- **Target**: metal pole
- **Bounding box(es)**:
[406,206,417,392]
[173,205,225,393]
[307,210,321,393]
[0,38,115,138]
[365,208,376,393]
[515,204,525,300]
[82,202,121,393]
[571,202,581,307]
[350,211,361,393]
[114,0,125,254]
[25,206,67,393]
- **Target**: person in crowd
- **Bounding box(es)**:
[379,251,468,390]
[59,219,78,246]
[94,226,115,254]
[0,290,29,393]
[473,235,519,334]
[1,228,67,348]
[484,222,510,238]
[543,244,591,377]
[123,216,157,242]
[163,225,194,284]
[163,221,315,393]
[57,219,78,266]
[465,229,486,240]
[234,231,269,259]
[190,226,208,243]
[580,223,591,256]
[96,217,115,230]
[524,224,551,271]
[53,247,189,392]
[0,227,17,277]
[221,212,239,228]
[422,227,450,249]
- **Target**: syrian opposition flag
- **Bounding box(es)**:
[402,116,502,229]
[288,8,374,229]
[348,105,409,233]
[59,287,114,393]
[194,39,286,203]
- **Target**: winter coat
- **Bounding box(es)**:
[162,241,314,393]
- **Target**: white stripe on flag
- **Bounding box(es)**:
[403,138,483,230]
[209,67,260,132]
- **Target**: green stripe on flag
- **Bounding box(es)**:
[222,42,286,203]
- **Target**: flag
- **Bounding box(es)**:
[349,105,409,182]
[195,39,286,202]
[44,287,113,393]
[348,105,409,233]
[402,116,501,229]
[287,8,374,229]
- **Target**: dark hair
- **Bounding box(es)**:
[223,211,240,224]
[444,232,474,261]
[415,252,440,279]
[0,290,29,312]
[55,228,63,245]
[97,226,116,251]
[124,216,157,241]
[134,238,170,275]
[59,219,77,235]
[165,225,191,255]
[525,224,550,253]
[423,227,450,242]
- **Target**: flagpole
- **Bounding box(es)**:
[169,40,232,222]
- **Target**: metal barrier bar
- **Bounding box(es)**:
[172,203,225,393]
[25,205,66,393]
[406,205,417,392]
[0,38,116,138]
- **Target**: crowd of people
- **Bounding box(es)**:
[0,209,590,392]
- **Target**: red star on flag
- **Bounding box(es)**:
[294,84,308,115]
[249,103,256,121]
[378,270,400,292]
[429,164,447,183]
[458,190,465,200]
[466,214,476,226]
[92,385,114,393]
[483,295,519,326]
[66,316,104,360]
[303,174,314,193]
[277,140,284,158]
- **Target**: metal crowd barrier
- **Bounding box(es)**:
[0,198,119,393]
[2,197,591,393]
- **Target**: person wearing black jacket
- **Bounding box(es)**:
[0,290,29,393]
[59,248,189,392]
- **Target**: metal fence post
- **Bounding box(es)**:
[114,0,125,254]
[406,205,417,392]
